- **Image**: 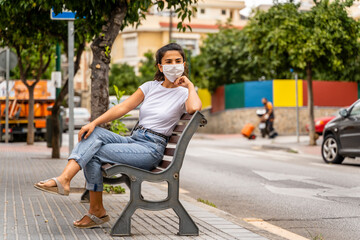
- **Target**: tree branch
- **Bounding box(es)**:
[24,63,32,78]
[75,38,85,73]
[33,51,44,86]
[15,46,30,88]
[41,53,52,74]
[52,39,86,113]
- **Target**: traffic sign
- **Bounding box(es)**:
[0,50,17,73]
[50,8,76,20]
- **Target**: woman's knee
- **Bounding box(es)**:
[91,127,104,137]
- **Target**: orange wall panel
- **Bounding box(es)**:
[211,86,225,113]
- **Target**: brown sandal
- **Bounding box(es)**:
[73,213,110,229]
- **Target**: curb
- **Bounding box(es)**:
[258,144,299,153]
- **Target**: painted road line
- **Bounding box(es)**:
[243,218,309,240]
[310,162,334,167]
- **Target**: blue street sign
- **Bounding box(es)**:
[50,8,76,20]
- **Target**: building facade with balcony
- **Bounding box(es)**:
[111,0,246,73]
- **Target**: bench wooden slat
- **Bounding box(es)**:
[168,135,180,144]
[158,160,172,169]
[181,113,192,120]
[173,124,186,133]
[151,167,162,172]
[164,147,175,156]
[102,163,113,171]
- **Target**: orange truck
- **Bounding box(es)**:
[0,80,55,141]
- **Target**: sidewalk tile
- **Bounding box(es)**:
[0,143,269,240]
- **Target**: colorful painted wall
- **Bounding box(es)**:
[198,80,360,113]
[225,82,244,109]
[211,86,225,113]
[302,81,358,107]
[244,80,273,107]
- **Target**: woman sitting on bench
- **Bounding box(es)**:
[34,43,202,229]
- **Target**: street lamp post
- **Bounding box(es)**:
[169,8,173,42]
[5,48,9,143]
[295,73,299,143]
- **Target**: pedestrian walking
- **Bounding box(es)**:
[261,97,278,138]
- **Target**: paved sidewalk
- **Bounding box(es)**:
[0,143,269,240]
[195,134,322,158]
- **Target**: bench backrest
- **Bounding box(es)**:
[151,111,207,173]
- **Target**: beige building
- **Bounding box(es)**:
[255,0,360,15]
[111,0,246,73]
[74,0,246,108]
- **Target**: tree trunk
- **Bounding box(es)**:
[27,84,35,145]
[306,62,316,145]
[51,111,61,158]
[51,80,68,158]
[90,1,127,121]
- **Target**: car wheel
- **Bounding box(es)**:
[321,134,344,164]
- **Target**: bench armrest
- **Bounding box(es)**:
[103,164,172,182]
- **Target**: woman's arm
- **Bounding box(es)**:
[174,76,202,114]
[78,88,144,141]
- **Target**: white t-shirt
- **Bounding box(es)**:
[138,80,189,136]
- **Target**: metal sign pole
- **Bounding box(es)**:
[5,48,10,143]
[295,73,299,143]
[68,21,75,153]
[51,9,76,152]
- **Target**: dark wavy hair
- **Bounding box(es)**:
[154,43,189,81]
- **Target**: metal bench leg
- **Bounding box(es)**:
[111,180,140,236]
[110,202,137,236]
[173,201,199,236]
[80,189,90,203]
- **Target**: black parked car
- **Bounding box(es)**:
[322,99,360,164]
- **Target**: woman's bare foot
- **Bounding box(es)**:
[74,209,107,227]
[36,177,70,193]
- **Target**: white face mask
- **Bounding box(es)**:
[162,64,184,82]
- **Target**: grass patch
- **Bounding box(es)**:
[312,234,325,240]
[103,184,126,194]
[307,230,325,240]
[197,198,217,208]
[287,148,298,154]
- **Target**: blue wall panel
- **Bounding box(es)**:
[244,80,273,107]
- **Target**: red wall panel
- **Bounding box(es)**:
[302,81,358,107]
[211,86,225,113]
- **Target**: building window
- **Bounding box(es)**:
[221,9,226,15]
[174,38,199,56]
[123,37,137,58]
[200,8,205,14]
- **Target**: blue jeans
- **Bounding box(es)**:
[68,127,167,192]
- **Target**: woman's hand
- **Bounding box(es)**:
[174,76,194,89]
[78,122,96,142]
[176,76,202,114]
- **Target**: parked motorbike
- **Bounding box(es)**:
[256,109,278,138]
[256,109,269,138]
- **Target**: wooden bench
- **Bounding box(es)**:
[81,111,207,236]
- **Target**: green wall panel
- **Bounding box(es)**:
[225,82,244,109]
